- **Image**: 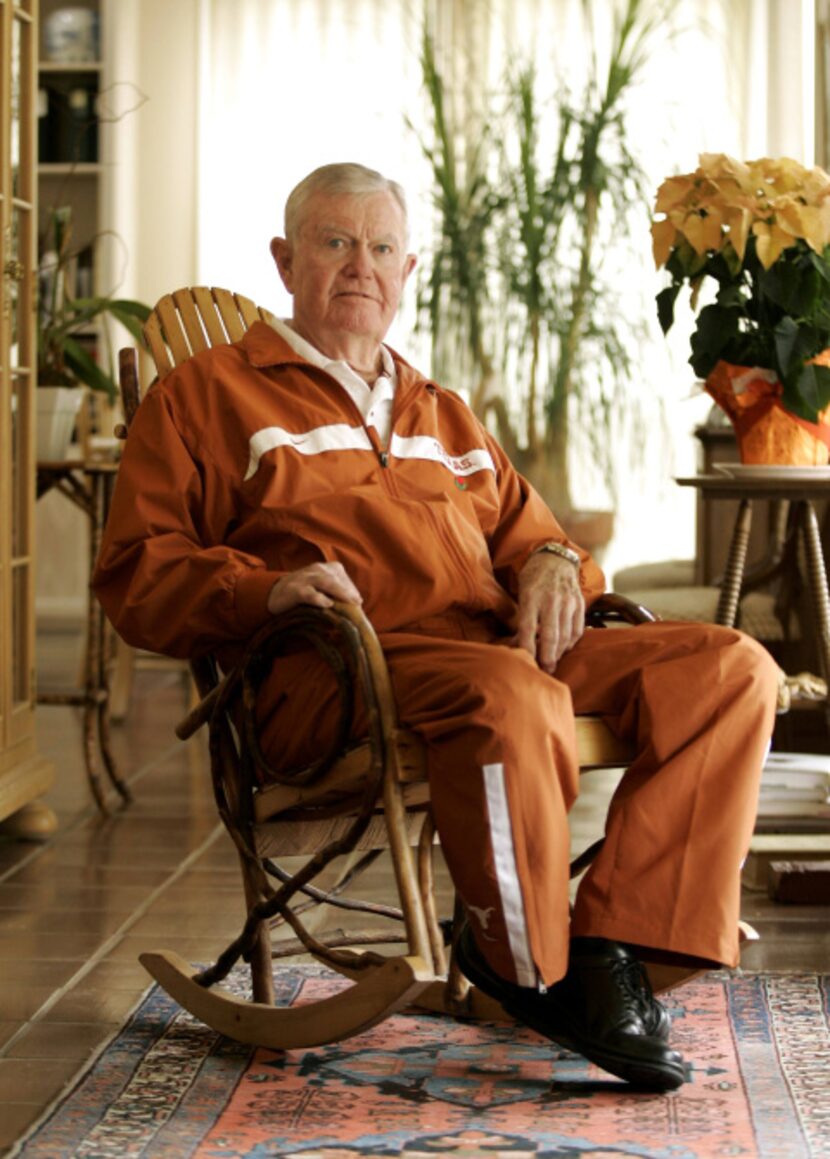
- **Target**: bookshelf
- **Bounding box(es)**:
[37,1,103,266]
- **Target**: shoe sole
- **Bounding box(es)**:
[456,938,688,1092]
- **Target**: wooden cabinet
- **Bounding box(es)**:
[0,0,56,837]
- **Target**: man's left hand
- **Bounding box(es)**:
[515,551,585,673]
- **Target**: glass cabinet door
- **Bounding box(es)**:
[2,0,36,745]
[0,0,54,826]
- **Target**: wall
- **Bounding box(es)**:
[36,0,201,622]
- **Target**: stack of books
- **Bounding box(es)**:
[756,751,830,821]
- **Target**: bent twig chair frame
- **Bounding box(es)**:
[114,287,702,1051]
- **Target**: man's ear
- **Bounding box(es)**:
[403,252,417,284]
[270,237,294,292]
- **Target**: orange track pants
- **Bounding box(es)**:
[258,616,780,988]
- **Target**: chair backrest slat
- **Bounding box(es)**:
[155,295,194,367]
[171,289,210,358]
[237,293,265,329]
[143,312,173,378]
[190,287,229,348]
[134,287,271,393]
[212,288,248,343]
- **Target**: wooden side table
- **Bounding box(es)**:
[36,460,132,813]
[676,473,830,721]
[692,422,779,583]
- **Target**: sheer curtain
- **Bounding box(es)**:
[193,0,815,576]
[195,0,429,346]
[193,0,814,340]
[192,0,759,385]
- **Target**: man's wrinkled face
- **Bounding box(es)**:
[271,190,416,354]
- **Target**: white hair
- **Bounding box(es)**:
[284,163,409,241]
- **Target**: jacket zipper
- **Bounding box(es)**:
[296,367,484,602]
[381,380,479,598]
[307,364,393,473]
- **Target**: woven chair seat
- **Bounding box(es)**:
[622,586,789,642]
[614,560,696,592]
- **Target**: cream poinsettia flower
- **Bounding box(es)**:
[724,206,753,261]
[752,220,795,269]
[652,153,830,269]
[680,206,724,255]
[650,218,676,267]
[774,198,830,253]
[699,153,752,188]
[653,173,696,214]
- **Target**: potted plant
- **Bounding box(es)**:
[411,0,673,550]
[37,206,151,460]
[653,153,830,465]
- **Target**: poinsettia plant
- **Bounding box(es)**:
[652,153,830,422]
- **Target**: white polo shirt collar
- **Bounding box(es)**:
[268,316,397,446]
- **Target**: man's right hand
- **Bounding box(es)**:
[266,561,363,616]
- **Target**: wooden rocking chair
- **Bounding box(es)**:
[113,287,708,1052]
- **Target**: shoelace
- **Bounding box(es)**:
[610,955,661,1029]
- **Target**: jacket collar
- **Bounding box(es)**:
[238,320,432,394]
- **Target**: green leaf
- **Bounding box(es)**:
[808,248,830,285]
[666,238,705,281]
[720,243,744,279]
[656,285,679,334]
[689,304,741,378]
[105,300,151,341]
[761,256,820,319]
[706,250,742,286]
[62,337,116,399]
[782,362,830,422]
[773,316,801,377]
[715,283,745,309]
[773,317,827,381]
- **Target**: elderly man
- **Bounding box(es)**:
[93,163,779,1092]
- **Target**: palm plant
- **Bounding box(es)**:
[407,27,501,410]
[412,0,674,516]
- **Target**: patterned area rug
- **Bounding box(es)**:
[13,968,830,1158]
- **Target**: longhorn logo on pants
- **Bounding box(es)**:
[469,904,497,940]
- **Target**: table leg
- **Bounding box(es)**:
[86,472,132,810]
[715,498,753,627]
[799,500,830,728]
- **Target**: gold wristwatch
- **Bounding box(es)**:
[533,542,581,568]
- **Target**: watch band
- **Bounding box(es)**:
[533,542,581,568]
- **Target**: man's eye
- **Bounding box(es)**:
[376,244,393,254]
[326,238,346,249]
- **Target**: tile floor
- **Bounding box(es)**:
[0,628,828,1155]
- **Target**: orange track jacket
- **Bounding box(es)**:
[92,322,605,663]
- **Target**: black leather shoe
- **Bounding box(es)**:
[455,924,688,1091]
[573,937,671,1042]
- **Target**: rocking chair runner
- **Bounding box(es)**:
[114,287,710,1052]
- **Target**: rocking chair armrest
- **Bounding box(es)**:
[587,591,658,627]
[329,601,399,731]
[175,679,227,740]
[173,601,391,744]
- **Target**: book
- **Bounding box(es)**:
[763,751,830,773]
[757,752,830,813]
[742,834,830,889]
